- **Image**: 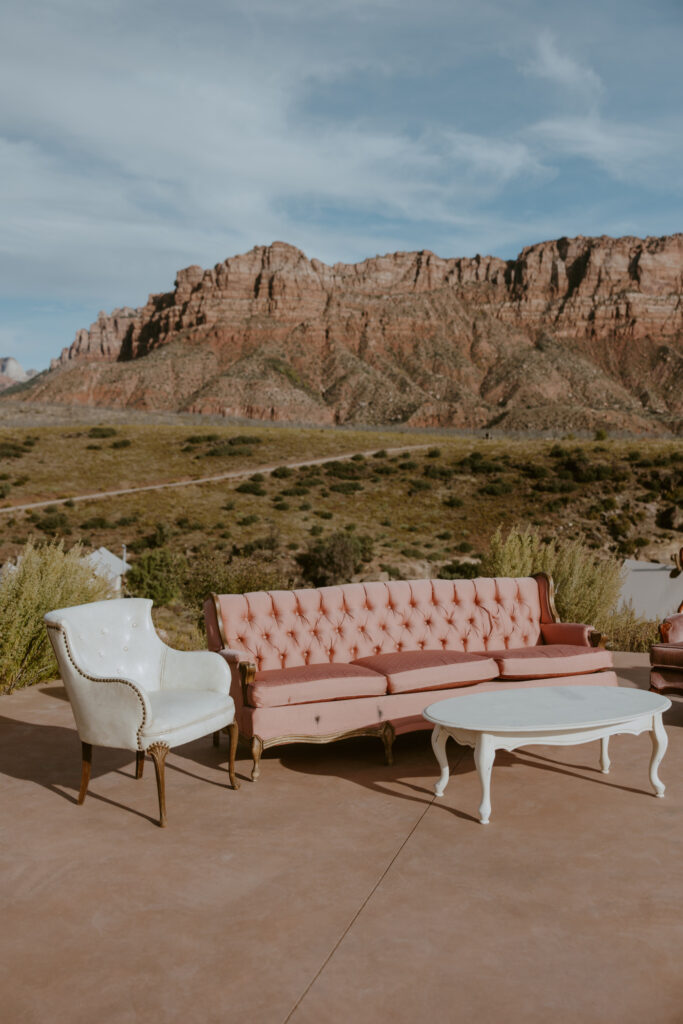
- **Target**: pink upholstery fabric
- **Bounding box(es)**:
[248,662,387,708]
[352,649,498,694]
[540,622,592,646]
[489,644,613,680]
[662,614,683,643]
[238,671,619,741]
[650,643,683,668]
[214,578,544,672]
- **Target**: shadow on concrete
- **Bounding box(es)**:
[275,724,671,820]
[0,714,238,823]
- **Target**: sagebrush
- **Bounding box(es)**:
[0,540,112,694]
[479,526,624,634]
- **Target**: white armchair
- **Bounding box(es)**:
[44,598,239,827]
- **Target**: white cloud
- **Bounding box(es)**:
[525,30,603,106]
[529,114,683,189]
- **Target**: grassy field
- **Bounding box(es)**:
[0,420,681,581]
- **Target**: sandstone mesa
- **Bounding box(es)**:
[12,234,683,434]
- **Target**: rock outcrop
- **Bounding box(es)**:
[0,357,38,392]
[19,234,683,433]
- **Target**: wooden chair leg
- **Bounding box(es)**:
[382,722,395,766]
[78,742,92,804]
[227,722,240,790]
[147,742,170,828]
[135,750,145,779]
[251,736,263,782]
[213,730,221,747]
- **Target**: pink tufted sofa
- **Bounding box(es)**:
[203,573,616,780]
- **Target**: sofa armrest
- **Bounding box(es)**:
[218,647,251,666]
[661,614,683,643]
[540,622,596,647]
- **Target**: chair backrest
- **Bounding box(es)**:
[45,598,165,691]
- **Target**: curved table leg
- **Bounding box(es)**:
[649,713,668,797]
[474,734,495,825]
[600,736,611,774]
[431,726,450,797]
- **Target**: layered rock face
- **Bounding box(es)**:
[26,234,683,433]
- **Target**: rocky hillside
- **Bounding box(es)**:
[0,357,37,392]
[14,234,683,433]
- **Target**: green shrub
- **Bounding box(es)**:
[0,540,112,694]
[235,481,266,496]
[602,604,660,653]
[271,466,294,478]
[182,552,289,612]
[439,560,481,580]
[480,526,623,632]
[329,481,362,494]
[296,531,374,586]
[88,426,117,438]
[126,548,187,605]
[111,439,132,449]
[443,495,464,508]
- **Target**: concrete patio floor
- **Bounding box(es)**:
[1,652,681,1024]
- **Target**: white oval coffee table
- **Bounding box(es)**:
[423,686,671,824]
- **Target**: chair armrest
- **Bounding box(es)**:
[661,614,683,643]
[160,647,231,694]
[540,622,595,647]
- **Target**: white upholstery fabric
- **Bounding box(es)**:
[141,690,235,747]
[45,598,235,751]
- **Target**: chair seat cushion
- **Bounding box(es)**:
[650,642,683,668]
[141,690,235,747]
[488,644,613,680]
[248,663,387,709]
[351,649,499,694]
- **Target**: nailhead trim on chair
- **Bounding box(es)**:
[46,622,148,749]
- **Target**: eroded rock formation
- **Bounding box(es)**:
[20,234,683,433]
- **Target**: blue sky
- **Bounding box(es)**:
[1,0,682,370]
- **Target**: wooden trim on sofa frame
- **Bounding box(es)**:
[248,723,395,782]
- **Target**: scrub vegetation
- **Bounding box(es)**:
[0,421,679,662]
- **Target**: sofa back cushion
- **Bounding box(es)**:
[213,577,544,673]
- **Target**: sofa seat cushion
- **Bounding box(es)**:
[650,642,683,668]
[488,644,613,680]
[351,649,499,695]
[248,663,387,709]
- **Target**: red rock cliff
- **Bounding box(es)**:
[31,235,683,433]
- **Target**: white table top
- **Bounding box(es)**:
[423,686,671,733]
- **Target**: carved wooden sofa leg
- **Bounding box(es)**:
[147,742,170,828]
[382,722,395,766]
[251,736,263,782]
[228,722,240,790]
[78,742,92,804]
[135,750,145,779]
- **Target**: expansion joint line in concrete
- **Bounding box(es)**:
[281,745,467,1024]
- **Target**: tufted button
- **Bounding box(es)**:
[131,622,137,628]
[100,628,108,635]
[123,645,128,652]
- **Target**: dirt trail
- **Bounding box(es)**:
[0,444,431,514]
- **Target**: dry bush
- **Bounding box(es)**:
[0,540,112,694]
[602,604,660,653]
[480,526,623,631]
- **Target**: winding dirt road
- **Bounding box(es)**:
[0,444,432,515]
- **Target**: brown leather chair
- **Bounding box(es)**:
[650,613,683,695]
